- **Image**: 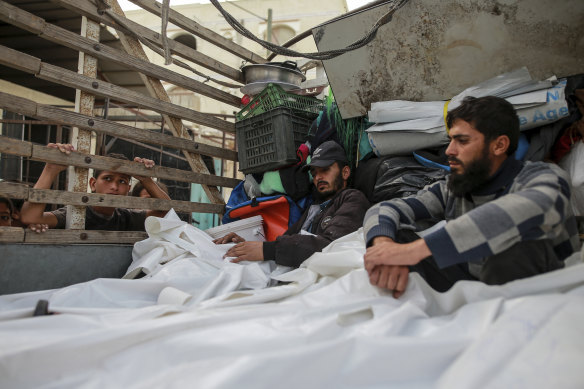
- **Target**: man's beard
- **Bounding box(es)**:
[447,147,492,197]
[314,172,344,201]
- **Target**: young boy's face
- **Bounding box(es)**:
[90,171,132,196]
[0,202,12,226]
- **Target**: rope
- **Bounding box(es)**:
[209,0,409,60]
[95,0,109,13]
[103,8,242,89]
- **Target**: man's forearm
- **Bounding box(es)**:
[140,178,170,218]
[267,234,332,268]
[140,178,170,200]
[21,166,61,226]
[33,165,61,190]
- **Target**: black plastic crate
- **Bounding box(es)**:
[236,107,316,174]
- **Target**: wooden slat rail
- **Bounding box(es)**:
[0,137,240,188]
[45,22,241,107]
[105,0,226,206]
[0,1,241,107]
[40,61,237,132]
[0,227,24,243]
[2,0,229,206]
[24,230,147,244]
[0,44,236,133]
[0,182,225,214]
[0,227,147,244]
[51,0,245,83]
[0,91,238,161]
[131,0,268,65]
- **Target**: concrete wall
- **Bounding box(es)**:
[314,0,584,118]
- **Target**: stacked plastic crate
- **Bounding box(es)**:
[235,84,324,174]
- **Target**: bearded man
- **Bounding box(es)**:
[363,96,581,297]
[215,140,370,268]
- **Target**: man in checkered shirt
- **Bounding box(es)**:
[363,96,581,297]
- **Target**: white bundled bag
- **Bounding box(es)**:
[559,140,584,216]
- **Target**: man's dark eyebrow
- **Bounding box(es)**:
[101,173,130,179]
[448,134,470,141]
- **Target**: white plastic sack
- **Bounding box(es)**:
[368,129,449,156]
[367,68,568,142]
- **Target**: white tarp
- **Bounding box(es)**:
[1,215,583,388]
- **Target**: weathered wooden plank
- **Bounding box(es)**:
[105,0,226,206]
[28,188,225,213]
[0,180,226,213]
[51,0,244,83]
[0,182,28,200]
[0,92,38,117]
[37,62,235,133]
[40,23,240,107]
[0,1,46,34]
[23,229,147,244]
[0,44,41,74]
[0,91,238,161]
[37,104,238,161]
[28,142,239,187]
[0,227,24,243]
[130,0,267,65]
[0,138,239,188]
[0,136,32,158]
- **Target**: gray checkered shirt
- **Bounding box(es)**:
[363,159,581,269]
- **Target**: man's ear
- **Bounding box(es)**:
[342,165,351,180]
[491,135,510,156]
[89,176,96,193]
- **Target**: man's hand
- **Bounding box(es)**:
[224,241,264,263]
[28,224,49,234]
[213,232,245,244]
[363,235,431,298]
[44,143,75,175]
[133,157,155,181]
[364,237,430,271]
[368,265,410,298]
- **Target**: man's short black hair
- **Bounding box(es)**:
[93,153,130,178]
[446,96,519,156]
[336,160,349,170]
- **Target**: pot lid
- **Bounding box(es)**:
[241,62,306,82]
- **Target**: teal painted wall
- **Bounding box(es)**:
[191,158,222,230]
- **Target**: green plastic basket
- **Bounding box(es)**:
[236,83,323,121]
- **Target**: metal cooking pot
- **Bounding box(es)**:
[241,60,306,86]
